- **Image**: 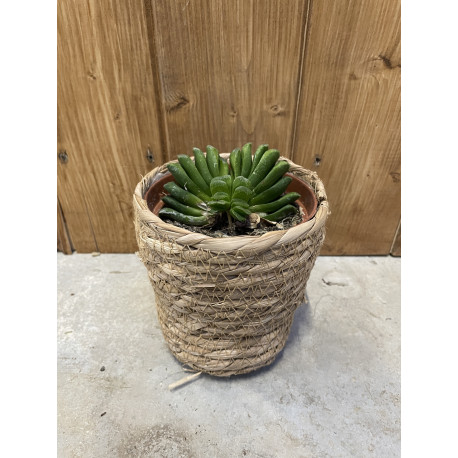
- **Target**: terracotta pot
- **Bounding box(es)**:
[144,172,318,223]
[285,172,318,222]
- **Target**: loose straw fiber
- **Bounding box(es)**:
[133,155,329,377]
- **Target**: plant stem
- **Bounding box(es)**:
[227,211,234,234]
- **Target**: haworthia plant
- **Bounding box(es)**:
[159,144,300,228]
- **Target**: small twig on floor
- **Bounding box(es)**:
[168,371,202,391]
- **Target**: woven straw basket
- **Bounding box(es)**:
[133,155,329,376]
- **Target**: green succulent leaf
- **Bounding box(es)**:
[158,208,211,226]
[249,176,292,205]
[159,144,300,228]
[219,157,229,176]
[206,145,221,177]
[249,192,300,213]
[229,148,242,177]
[163,182,206,209]
[262,204,297,222]
[248,149,280,188]
[230,207,247,222]
[216,174,232,191]
[253,160,290,194]
[233,206,252,218]
[231,199,250,209]
[212,191,231,202]
[166,163,211,202]
[193,147,213,186]
[162,196,204,217]
[232,186,253,202]
[210,178,231,196]
[241,143,252,178]
[177,154,211,196]
[208,200,231,212]
[250,144,269,175]
[232,176,252,191]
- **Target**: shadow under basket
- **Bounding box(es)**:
[133,155,329,377]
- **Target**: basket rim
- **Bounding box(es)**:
[133,154,329,251]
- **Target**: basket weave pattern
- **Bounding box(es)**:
[133,156,329,376]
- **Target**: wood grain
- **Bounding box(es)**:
[58,0,401,254]
[391,220,401,256]
[57,199,73,254]
[57,0,166,252]
[293,0,401,254]
[149,0,310,158]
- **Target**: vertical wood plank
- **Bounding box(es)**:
[149,0,310,158]
[293,0,401,254]
[57,199,73,254]
[390,220,401,256]
[57,0,166,253]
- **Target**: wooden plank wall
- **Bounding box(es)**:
[57,199,72,254]
[149,0,310,158]
[57,0,401,255]
[57,0,166,252]
[391,220,401,256]
[293,0,401,254]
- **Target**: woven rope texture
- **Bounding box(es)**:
[133,155,329,376]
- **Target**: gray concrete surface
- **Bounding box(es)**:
[57,254,400,458]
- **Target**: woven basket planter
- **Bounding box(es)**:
[133,155,329,377]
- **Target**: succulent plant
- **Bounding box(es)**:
[158,143,300,229]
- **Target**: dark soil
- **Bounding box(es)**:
[161,204,305,238]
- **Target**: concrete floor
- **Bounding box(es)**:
[57,253,400,458]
